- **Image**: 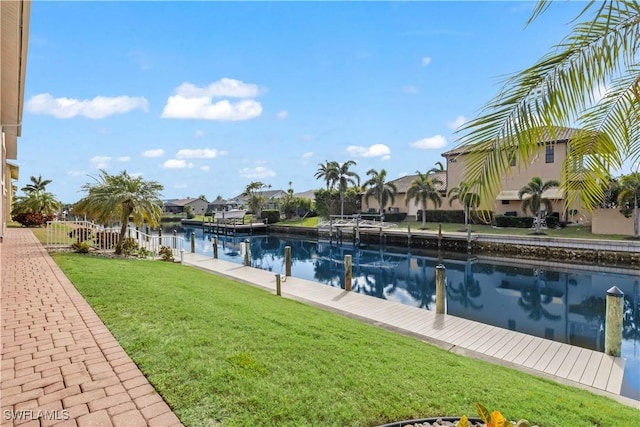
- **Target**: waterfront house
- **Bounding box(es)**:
[163,197,209,215]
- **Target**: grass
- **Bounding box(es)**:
[53,253,639,427]
[279,216,320,227]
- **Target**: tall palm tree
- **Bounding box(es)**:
[447,181,481,227]
[518,177,560,234]
[618,172,640,238]
[335,160,360,217]
[21,174,53,195]
[456,1,639,212]
[314,160,339,190]
[74,170,164,255]
[405,171,443,229]
[363,168,397,216]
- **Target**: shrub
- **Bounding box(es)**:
[158,246,174,262]
[121,237,139,256]
[12,212,53,227]
[495,215,534,228]
[382,212,407,222]
[545,216,559,229]
[261,209,281,224]
[416,210,493,224]
[71,241,90,253]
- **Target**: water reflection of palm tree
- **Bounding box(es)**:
[518,270,561,321]
[406,258,435,309]
[447,260,483,310]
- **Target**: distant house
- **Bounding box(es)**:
[207,198,239,213]
[230,189,287,210]
[294,189,316,202]
[362,172,447,218]
[163,198,209,214]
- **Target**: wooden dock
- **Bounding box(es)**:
[181,252,638,407]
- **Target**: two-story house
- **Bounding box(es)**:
[442,127,579,219]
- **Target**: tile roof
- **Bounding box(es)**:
[389,171,447,193]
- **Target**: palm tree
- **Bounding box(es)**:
[428,161,445,175]
[243,181,267,217]
[21,174,52,194]
[74,170,163,255]
[363,168,397,216]
[618,172,640,238]
[314,160,339,190]
[447,181,481,227]
[518,177,560,234]
[335,160,360,217]
[456,1,638,213]
[405,171,443,229]
[12,191,61,216]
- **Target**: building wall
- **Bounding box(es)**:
[445,141,570,216]
[591,208,635,236]
[2,130,7,238]
[186,199,208,214]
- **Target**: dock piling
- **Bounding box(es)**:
[285,246,292,277]
[344,254,352,291]
[605,286,624,356]
[435,264,446,314]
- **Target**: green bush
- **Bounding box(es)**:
[416,210,493,224]
[260,209,281,224]
[545,216,559,229]
[158,246,174,262]
[71,241,90,253]
[494,215,534,228]
[121,237,139,256]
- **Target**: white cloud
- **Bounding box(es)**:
[130,172,144,178]
[142,149,165,158]
[67,170,86,177]
[421,56,432,67]
[26,93,148,119]
[410,135,448,149]
[301,152,314,159]
[161,78,264,121]
[276,110,288,119]
[382,155,391,161]
[347,143,391,158]
[117,156,130,162]
[90,156,111,169]
[194,129,205,138]
[446,115,467,130]
[174,78,262,98]
[162,159,194,169]
[200,165,210,172]
[175,148,219,159]
[402,86,419,94]
[239,166,276,179]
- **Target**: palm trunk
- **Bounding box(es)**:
[421,201,426,228]
[464,204,469,227]
[536,209,542,234]
[340,190,344,217]
[116,221,128,255]
[634,195,638,239]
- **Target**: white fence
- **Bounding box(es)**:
[45,220,185,257]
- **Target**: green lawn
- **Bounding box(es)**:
[53,253,638,427]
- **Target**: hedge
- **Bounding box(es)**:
[12,212,54,227]
[494,215,534,228]
[416,210,494,224]
[260,209,281,224]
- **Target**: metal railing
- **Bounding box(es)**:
[45,221,184,257]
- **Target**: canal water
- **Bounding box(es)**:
[178,227,640,400]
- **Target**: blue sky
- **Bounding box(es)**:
[19,0,588,203]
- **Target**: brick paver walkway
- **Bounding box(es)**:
[1,229,183,427]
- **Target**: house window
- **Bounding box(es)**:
[545,145,554,163]
[501,200,510,205]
